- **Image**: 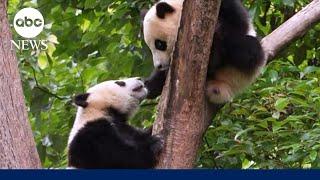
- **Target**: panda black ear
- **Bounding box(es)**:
[74,93,90,108]
[156,2,175,19]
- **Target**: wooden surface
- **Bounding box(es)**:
[153,0,222,168]
[0,0,41,168]
[153,0,320,168]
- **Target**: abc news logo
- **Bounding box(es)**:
[15,16,43,28]
[11,8,47,51]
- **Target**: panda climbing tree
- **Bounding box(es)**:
[143,0,320,168]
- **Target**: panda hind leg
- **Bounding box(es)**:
[206,80,233,104]
[206,67,255,104]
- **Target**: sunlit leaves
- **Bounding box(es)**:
[198,0,320,168]
[38,52,48,70]
[275,98,289,111]
[10,0,154,168]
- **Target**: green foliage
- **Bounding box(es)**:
[9,0,155,168]
[198,60,320,169]
[7,0,319,168]
[197,0,320,169]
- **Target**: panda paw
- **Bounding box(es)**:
[206,80,233,104]
[150,134,164,156]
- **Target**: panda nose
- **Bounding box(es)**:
[133,85,144,92]
[156,64,163,70]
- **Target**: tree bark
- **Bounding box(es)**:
[0,0,41,168]
[262,0,320,62]
[154,0,320,168]
[153,0,221,168]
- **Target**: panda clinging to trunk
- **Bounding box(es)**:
[143,0,264,103]
[68,78,163,169]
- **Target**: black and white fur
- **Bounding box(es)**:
[143,0,264,103]
[68,78,162,169]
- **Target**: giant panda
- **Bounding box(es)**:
[143,0,264,103]
[68,78,163,169]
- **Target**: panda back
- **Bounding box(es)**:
[68,118,156,168]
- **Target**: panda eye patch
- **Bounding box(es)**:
[115,81,126,87]
[155,39,167,51]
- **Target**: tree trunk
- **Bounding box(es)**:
[153,0,221,168]
[154,0,320,169]
[0,0,41,168]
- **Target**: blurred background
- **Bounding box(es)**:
[7,0,320,168]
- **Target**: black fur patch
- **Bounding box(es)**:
[155,39,167,51]
[219,35,264,73]
[74,93,90,108]
[107,107,128,123]
[68,118,162,168]
[115,81,126,87]
[146,0,264,102]
[140,9,148,22]
[156,2,175,19]
[144,69,168,99]
[218,0,249,36]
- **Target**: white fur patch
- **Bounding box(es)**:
[247,19,257,37]
[143,0,183,69]
[144,0,258,68]
[68,78,148,146]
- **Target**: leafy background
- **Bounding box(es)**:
[7,0,320,168]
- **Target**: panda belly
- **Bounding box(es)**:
[68,118,158,169]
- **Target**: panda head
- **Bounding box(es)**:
[74,77,148,120]
[143,0,183,70]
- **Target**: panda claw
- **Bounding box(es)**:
[151,134,164,155]
[212,88,220,95]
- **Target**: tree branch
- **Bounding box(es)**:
[262,0,320,62]
[153,0,221,168]
[153,0,320,169]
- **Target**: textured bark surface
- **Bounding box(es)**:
[0,0,41,168]
[153,0,221,168]
[154,0,320,169]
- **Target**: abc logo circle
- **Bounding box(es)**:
[13,8,44,38]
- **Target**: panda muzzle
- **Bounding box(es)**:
[133,85,144,92]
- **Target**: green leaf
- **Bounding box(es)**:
[242,158,255,169]
[38,52,48,70]
[84,0,98,9]
[47,34,59,44]
[275,98,289,111]
[309,151,318,162]
[268,70,279,83]
[81,19,91,33]
[283,152,308,163]
[283,0,295,7]
[47,43,56,58]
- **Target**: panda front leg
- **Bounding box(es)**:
[144,69,168,99]
[149,134,164,158]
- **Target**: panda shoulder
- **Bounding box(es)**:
[72,118,117,141]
